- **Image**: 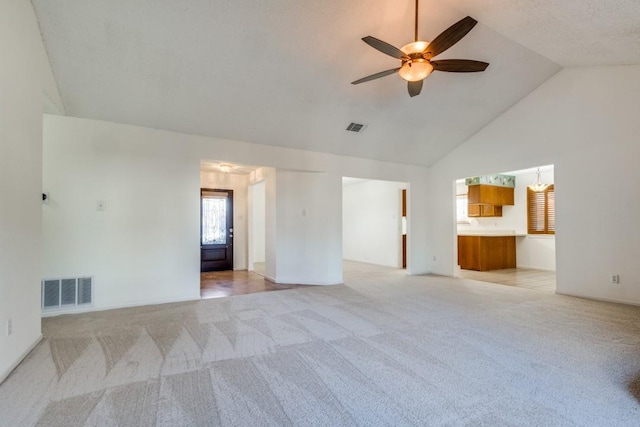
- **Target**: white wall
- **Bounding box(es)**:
[275,171,343,285]
[429,65,640,305]
[43,119,202,309]
[343,179,405,267]
[0,0,64,382]
[517,235,556,271]
[200,171,249,270]
[249,181,266,266]
[262,168,278,281]
[42,115,431,311]
[457,168,556,271]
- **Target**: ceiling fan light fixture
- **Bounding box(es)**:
[399,41,433,82]
[352,3,486,96]
[399,58,433,82]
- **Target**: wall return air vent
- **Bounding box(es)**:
[346,122,367,133]
[42,276,93,311]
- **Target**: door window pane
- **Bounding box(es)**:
[202,195,227,244]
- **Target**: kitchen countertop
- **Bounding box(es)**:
[457,230,527,237]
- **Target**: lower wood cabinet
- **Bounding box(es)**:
[458,235,516,271]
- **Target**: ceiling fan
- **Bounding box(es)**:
[352,0,489,97]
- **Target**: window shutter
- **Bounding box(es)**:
[527,185,554,235]
[528,188,544,233]
[547,186,555,233]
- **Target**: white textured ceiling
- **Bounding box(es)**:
[441,0,640,67]
[30,1,638,166]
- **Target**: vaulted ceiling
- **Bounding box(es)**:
[31,0,640,166]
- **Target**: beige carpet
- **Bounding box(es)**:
[1,262,639,426]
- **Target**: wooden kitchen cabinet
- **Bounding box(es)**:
[468,204,503,217]
[467,185,514,206]
[458,235,516,271]
[467,184,512,218]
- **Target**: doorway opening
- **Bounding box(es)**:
[454,165,557,292]
[200,161,294,298]
[342,177,408,276]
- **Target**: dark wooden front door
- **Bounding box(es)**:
[200,189,233,272]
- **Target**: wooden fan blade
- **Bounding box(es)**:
[351,68,400,85]
[424,16,477,59]
[362,36,409,60]
[431,59,489,72]
[408,79,423,97]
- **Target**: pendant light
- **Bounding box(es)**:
[528,168,548,192]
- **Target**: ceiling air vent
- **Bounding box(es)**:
[346,122,367,133]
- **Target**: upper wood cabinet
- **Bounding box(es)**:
[467,185,514,206]
[468,204,503,217]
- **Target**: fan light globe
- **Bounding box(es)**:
[399,41,434,82]
[402,41,430,54]
[399,60,433,82]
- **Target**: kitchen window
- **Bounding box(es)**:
[456,194,469,223]
[527,185,555,234]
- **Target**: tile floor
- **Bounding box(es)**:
[457,267,556,292]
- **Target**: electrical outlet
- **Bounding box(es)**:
[96,201,105,211]
[611,274,620,284]
[6,319,12,336]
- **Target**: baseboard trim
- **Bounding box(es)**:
[555,291,640,307]
[264,275,342,286]
[41,295,202,317]
[263,275,277,284]
[0,334,43,385]
[516,265,556,272]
